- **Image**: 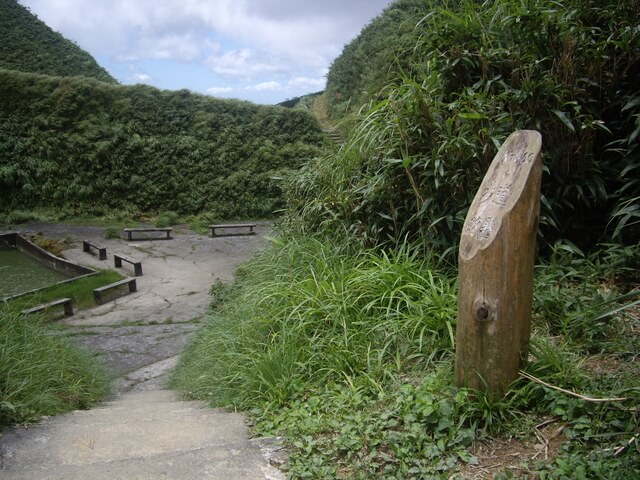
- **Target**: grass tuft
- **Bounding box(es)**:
[0,307,109,428]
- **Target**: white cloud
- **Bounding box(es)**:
[247,81,282,92]
[206,49,287,80]
[133,73,153,83]
[21,0,391,63]
[124,33,207,62]
[287,76,326,91]
[19,0,393,103]
[206,86,234,95]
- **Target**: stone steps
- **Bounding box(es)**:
[322,128,343,144]
[0,390,285,480]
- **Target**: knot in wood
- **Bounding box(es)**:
[476,306,490,321]
[472,298,495,323]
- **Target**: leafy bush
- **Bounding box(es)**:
[187,211,219,234]
[155,211,180,228]
[309,0,640,253]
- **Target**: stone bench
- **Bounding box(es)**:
[114,253,143,276]
[123,227,172,241]
[93,277,137,305]
[209,223,257,237]
[82,239,107,260]
[22,297,73,317]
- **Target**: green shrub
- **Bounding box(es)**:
[4,209,38,225]
[155,211,180,228]
[308,0,640,253]
[187,212,219,234]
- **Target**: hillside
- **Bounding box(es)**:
[0,0,115,82]
[0,69,324,218]
[278,91,323,110]
[314,0,640,251]
[325,0,427,118]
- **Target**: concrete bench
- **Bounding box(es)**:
[82,239,107,260]
[209,223,257,237]
[22,297,73,317]
[114,253,143,276]
[93,277,137,304]
[123,227,172,241]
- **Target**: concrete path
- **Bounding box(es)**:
[0,390,285,480]
[0,222,286,479]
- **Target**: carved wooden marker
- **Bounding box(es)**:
[455,130,542,395]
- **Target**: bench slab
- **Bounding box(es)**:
[209,223,257,237]
[82,240,107,260]
[123,227,172,241]
[94,278,137,304]
[114,253,143,276]
[22,297,73,317]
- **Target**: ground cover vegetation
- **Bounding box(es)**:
[4,269,124,313]
[174,0,640,477]
[0,306,109,428]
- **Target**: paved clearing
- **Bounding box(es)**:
[0,222,286,480]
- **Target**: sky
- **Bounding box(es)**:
[19,0,394,105]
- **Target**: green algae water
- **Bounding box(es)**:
[0,248,69,298]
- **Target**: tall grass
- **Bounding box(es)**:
[296,0,640,254]
[172,233,639,477]
[0,308,109,427]
[1,271,120,427]
[172,237,456,409]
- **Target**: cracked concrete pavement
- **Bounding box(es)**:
[8,221,272,391]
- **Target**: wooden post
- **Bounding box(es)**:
[454,130,542,395]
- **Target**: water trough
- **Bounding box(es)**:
[0,232,97,301]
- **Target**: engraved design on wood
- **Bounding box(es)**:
[460,131,541,260]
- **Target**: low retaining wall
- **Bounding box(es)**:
[1,232,97,301]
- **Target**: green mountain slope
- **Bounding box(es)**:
[0,70,323,218]
[299,0,640,250]
[325,0,428,117]
[0,0,115,82]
